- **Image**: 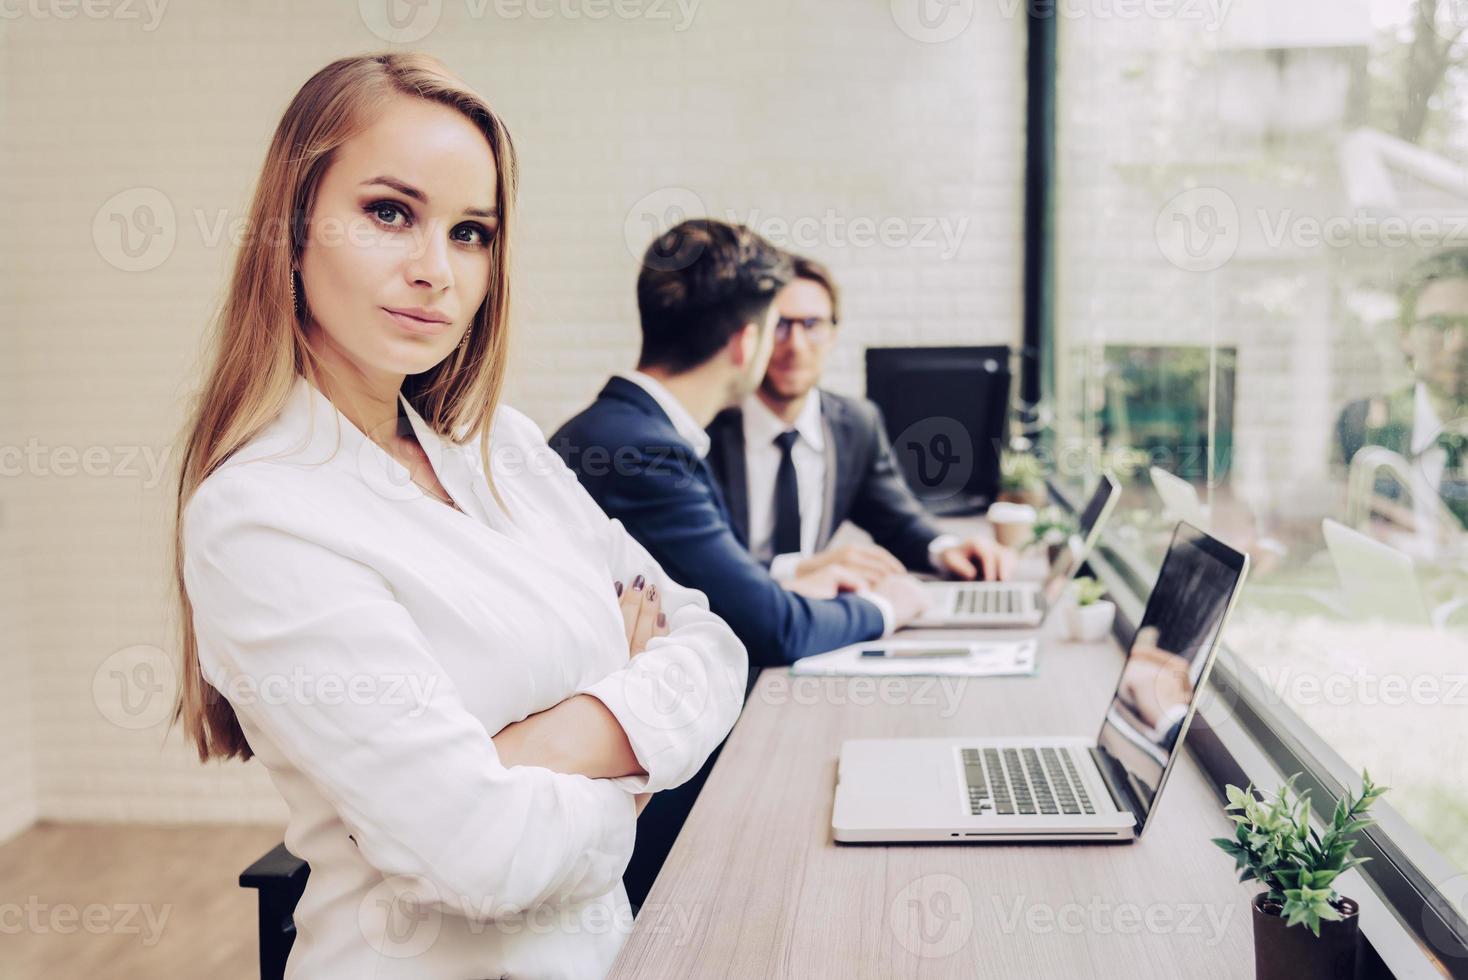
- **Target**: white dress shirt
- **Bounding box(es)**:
[1410,382,1450,545]
[182,374,746,980]
[1412,382,1447,481]
[741,389,827,566]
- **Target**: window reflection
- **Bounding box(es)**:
[1055,0,1468,895]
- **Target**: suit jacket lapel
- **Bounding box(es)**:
[818,398,840,551]
[820,391,867,551]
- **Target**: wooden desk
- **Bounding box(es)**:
[609,614,1261,979]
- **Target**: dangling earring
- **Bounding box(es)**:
[456,327,471,352]
[289,268,301,320]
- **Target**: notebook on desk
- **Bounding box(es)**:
[790,638,1036,678]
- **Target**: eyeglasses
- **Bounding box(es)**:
[1406,315,1468,348]
[774,316,836,345]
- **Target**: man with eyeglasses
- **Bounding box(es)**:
[1334,247,1468,533]
[707,254,1016,593]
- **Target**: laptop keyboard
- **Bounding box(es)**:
[953,585,1032,617]
[961,746,1096,817]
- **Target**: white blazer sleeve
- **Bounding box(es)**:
[506,409,749,796]
[182,468,636,917]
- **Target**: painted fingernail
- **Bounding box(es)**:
[657,612,666,629]
[614,581,623,596]
[632,574,646,591]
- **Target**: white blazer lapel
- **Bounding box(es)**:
[397,392,493,525]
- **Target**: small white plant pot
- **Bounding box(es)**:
[1066,600,1116,643]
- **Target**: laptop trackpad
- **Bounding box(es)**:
[844,753,949,798]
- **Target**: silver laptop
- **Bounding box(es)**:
[1320,518,1432,627]
[912,473,1121,628]
[1151,465,1209,529]
[834,522,1249,843]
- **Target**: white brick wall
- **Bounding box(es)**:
[0,13,39,843]
[2,0,1023,833]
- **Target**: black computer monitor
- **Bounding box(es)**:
[864,346,1011,515]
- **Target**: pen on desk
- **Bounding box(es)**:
[859,647,971,659]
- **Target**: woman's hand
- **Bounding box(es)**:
[616,574,669,657]
[488,576,670,793]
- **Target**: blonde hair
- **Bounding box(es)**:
[170,52,518,762]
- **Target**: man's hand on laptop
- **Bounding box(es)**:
[871,572,931,627]
[793,543,904,585]
[936,535,1016,582]
[787,563,869,599]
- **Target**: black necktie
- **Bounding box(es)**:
[772,430,802,557]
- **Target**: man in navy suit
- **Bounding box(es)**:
[707,253,1015,586]
[552,220,928,669]
[552,220,928,910]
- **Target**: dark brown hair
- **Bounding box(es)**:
[636,218,793,373]
[788,253,841,326]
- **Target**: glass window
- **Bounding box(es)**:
[1052,0,1468,924]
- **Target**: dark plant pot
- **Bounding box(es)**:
[1252,893,1360,980]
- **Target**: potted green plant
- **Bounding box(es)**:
[1063,576,1114,642]
[1212,771,1387,980]
[1030,507,1076,565]
[998,451,1047,509]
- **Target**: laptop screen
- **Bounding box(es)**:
[1041,473,1120,604]
[1094,522,1248,833]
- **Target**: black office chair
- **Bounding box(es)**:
[240,843,309,980]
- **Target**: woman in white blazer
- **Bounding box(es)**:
[169,53,747,979]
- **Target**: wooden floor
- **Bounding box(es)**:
[0,821,286,980]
